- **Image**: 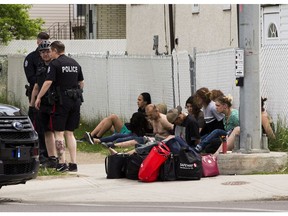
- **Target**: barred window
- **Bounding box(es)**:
[268,23,278,38]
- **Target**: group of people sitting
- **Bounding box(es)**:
[83,88,275,157]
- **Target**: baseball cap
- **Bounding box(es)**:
[166,106,182,124]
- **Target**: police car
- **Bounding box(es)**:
[0,103,39,188]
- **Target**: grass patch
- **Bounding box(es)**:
[38,167,67,176]
[268,117,288,152]
[74,120,112,155]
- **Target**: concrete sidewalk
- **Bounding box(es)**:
[2,163,288,204]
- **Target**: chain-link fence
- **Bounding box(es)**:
[0,55,8,99]
[195,48,240,109]
[196,46,288,125]
[260,44,288,123]
[5,43,191,122]
[3,40,287,124]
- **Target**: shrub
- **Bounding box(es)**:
[268,117,288,152]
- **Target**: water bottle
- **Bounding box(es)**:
[221,136,227,154]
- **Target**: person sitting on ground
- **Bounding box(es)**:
[102,104,173,151]
[210,89,224,101]
[145,104,174,140]
[213,96,275,156]
[84,92,151,144]
[194,87,225,137]
[95,111,150,145]
[261,97,276,139]
[166,106,200,147]
[108,134,176,156]
[156,103,168,114]
[185,95,204,132]
[137,92,152,113]
[194,95,239,153]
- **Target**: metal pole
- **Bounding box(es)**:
[69,4,72,40]
[168,4,175,54]
[238,4,268,153]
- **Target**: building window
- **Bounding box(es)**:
[268,23,278,38]
[74,4,86,18]
[192,4,200,14]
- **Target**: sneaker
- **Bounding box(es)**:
[68,163,78,172]
[39,154,48,165]
[84,131,94,145]
[41,156,58,169]
[101,142,115,148]
[56,163,69,172]
[100,142,109,148]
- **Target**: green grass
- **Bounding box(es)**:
[38,167,68,176]
[268,117,288,152]
[74,120,112,155]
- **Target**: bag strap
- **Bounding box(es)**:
[105,156,108,175]
[157,142,171,157]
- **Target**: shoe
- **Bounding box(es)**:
[68,163,78,172]
[41,156,58,169]
[76,137,86,142]
[39,154,48,165]
[84,131,94,145]
[56,163,68,172]
[101,142,115,148]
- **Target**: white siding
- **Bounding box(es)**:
[28,4,71,31]
[280,4,288,41]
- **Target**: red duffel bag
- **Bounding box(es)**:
[138,142,170,182]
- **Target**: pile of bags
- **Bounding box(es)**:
[105,137,219,183]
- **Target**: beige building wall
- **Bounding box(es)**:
[97,4,126,39]
[28,4,71,39]
[126,4,239,55]
[126,4,167,55]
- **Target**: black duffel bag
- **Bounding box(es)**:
[105,153,129,179]
[158,153,178,181]
[175,147,202,180]
[125,153,147,180]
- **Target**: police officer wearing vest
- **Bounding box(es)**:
[30,40,58,168]
[35,41,84,172]
[24,32,50,164]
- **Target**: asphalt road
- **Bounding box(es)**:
[1,163,288,213]
[0,199,288,212]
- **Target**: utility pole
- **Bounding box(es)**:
[238,4,269,153]
[168,4,175,54]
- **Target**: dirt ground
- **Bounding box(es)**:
[66,151,106,164]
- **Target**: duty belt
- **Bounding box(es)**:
[64,88,84,102]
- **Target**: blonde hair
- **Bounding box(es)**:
[215,94,233,107]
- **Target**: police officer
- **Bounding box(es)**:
[35,41,84,172]
[24,32,50,164]
[24,32,50,101]
[30,40,58,168]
